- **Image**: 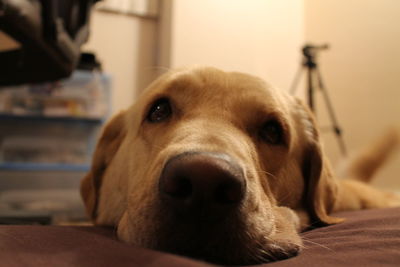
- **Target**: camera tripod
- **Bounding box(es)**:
[290,44,347,156]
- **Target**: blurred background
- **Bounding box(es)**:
[1,0,399,224]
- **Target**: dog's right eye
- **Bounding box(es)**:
[260,120,284,145]
[147,98,172,123]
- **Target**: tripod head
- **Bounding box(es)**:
[302,44,329,68]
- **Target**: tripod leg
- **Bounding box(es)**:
[307,68,315,111]
[315,68,347,156]
[289,65,303,95]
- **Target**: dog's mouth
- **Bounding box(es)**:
[161,238,300,265]
[155,226,301,265]
[118,199,302,265]
[139,210,301,265]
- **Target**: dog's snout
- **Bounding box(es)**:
[159,152,246,219]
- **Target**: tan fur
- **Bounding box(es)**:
[339,128,399,183]
[81,67,399,264]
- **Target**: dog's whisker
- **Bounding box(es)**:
[302,237,334,251]
[256,170,278,180]
[275,192,293,204]
[249,239,275,263]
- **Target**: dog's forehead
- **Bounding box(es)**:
[145,67,292,111]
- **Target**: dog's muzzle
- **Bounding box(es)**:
[159,151,246,221]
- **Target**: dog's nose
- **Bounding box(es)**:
[159,152,246,219]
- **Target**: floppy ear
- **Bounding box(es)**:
[302,141,344,226]
[80,111,127,221]
[295,100,344,226]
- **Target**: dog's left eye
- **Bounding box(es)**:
[147,98,172,123]
[260,120,284,145]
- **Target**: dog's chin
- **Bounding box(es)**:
[117,211,301,265]
[156,234,301,265]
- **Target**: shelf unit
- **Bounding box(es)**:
[0,70,110,224]
[0,113,103,172]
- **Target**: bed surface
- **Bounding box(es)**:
[1,208,399,267]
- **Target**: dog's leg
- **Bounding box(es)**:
[334,179,400,211]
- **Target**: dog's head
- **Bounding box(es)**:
[81,67,342,264]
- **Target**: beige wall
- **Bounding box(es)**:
[305,0,400,189]
[165,0,305,90]
[83,10,158,114]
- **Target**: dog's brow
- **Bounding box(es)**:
[159,79,195,98]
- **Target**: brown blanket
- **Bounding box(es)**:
[1,208,399,267]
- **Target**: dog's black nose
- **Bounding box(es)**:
[159,152,246,219]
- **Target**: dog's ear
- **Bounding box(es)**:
[80,111,127,221]
[295,100,344,226]
[302,140,344,226]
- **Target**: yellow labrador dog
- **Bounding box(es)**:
[81,67,399,264]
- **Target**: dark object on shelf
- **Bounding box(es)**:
[0,0,101,86]
[78,52,102,71]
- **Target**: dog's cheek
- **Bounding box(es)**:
[270,206,303,253]
[95,149,132,225]
[243,172,278,234]
[249,164,278,209]
[117,210,155,247]
[274,206,301,232]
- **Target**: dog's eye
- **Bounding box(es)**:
[260,120,284,145]
[147,98,172,123]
